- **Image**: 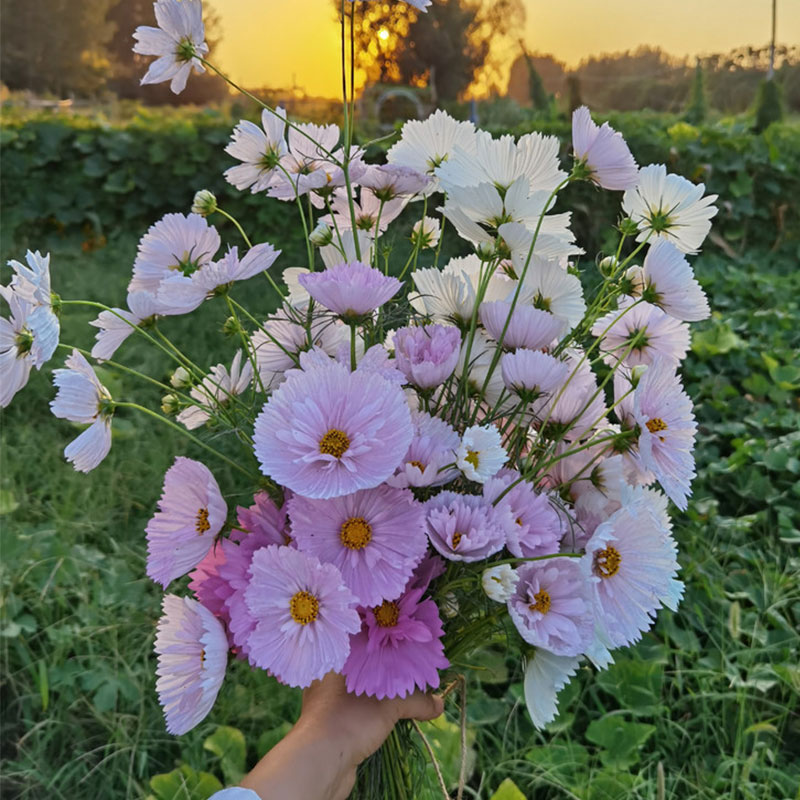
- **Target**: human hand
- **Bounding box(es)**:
[239,672,444,800]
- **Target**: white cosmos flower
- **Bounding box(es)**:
[224,107,288,193]
[482,565,520,603]
[90,291,164,361]
[411,216,441,249]
[8,250,53,308]
[177,351,253,430]
[387,110,476,193]
[632,240,710,321]
[437,130,566,195]
[320,229,373,268]
[132,0,208,95]
[50,350,113,472]
[282,267,312,307]
[498,220,583,266]
[513,254,587,329]
[523,648,580,730]
[457,424,508,483]
[622,163,718,254]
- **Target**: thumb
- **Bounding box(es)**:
[393,690,444,722]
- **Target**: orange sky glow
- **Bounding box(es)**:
[205,0,800,98]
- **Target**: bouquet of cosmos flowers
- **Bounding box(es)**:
[1,0,719,794]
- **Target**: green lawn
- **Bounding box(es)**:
[1,221,799,799]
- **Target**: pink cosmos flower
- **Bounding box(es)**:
[343,586,449,700]
[145,457,227,588]
[90,291,168,361]
[592,300,690,368]
[359,164,430,200]
[129,213,220,295]
[244,545,361,687]
[571,106,639,191]
[288,485,427,607]
[387,409,460,488]
[507,558,595,657]
[224,107,288,193]
[253,360,413,499]
[500,349,569,399]
[480,301,565,351]
[188,542,232,627]
[154,595,227,735]
[393,324,461,389]
[322,187,406,235]
[424,491,508,562]
[483,468,564,557]
[50,349,113,472]
[235,491,291,545]
[298,262,401,319]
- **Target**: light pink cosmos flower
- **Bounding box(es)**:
[50,349,113,472]
[298,261,401,319]
[359,164,431,200]
[129,213,220,295]
[424,491,508,562]
[630,239,710,322]
[154,595,227,735]
[288,484,427,607]
[224,108,288,193]
[593,299,690,368]
[177,351,253,430]
[322,187,406,235]
[483,468,565,558]
[244,545,361,688]
[253,359,413,499]
[500,349,569,399]
[571,106,638,191]
[393,324,461,389]
[133,0,208,95]
[90,291,165,361]
[480,301,565,351]
[507,558,595,657]
[388,409,460,488]
[145,457,227,587]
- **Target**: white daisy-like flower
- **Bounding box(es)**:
[320,229,373,269]
[498,220,584,267]
[571,106,638,191]
[411,216,441,249]
[177,351,253,429]
[629,239,710,321]
[224,107,288,193]
[282,267,312,307]
[523,648,580,730]
[437,130,566,195]
[7,250,53,308]
[132,0,208,95]
[512,253,587,330]
[50,349,113,472]
[481,564,520,603]
[90,291,164,361]
[457,424,508,483]
[387,110,476,193]
[622,163,718,254]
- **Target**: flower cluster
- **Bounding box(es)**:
[1,0,717,744]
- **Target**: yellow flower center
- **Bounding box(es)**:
[195,507,210,534]
[289,591,319,625]
[464,450,480,469]
[646,417,668,435]
[451,532,463,550]
[340,517,373,550]
[374,600,400,628]
[594,546,622,579]
[409,460,426,472]
[528,589,551,614]
[319,428,350,458]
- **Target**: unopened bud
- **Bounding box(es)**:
[475,239,496,261]
[191,190,217,217]
[630,364,648,387]
[598,255,618,276]
[161,393,180,415]
[623,265,644,295]
[481,565,519,603]
[441,592,460,619]
[618,216,640,237]
[222,315,243,337]
[170,366,191,389]
[309,221,333,247]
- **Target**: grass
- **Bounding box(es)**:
[1,221,798,799]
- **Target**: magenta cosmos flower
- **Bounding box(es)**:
[253,360,413,499]
[343,585,448,699]
[388,409,460,488]
[507,558,595,657]
[298,262,401,319]
[146,457,227,588]
[154,595,228,735]
[572,106,638,191]
[392,324,461,389]
[480,301,565,351]
[244,545,361,687]
[424,491,508,562]
[483,468,564,558]
[288,485,427,607]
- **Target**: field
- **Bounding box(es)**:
[1,108,799,799]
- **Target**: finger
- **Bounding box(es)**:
[394,690,444,722]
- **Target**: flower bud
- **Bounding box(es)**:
[630,364,649,387]
[222,315,243,337]
[161,393,180,415]
[191,190,217,217]
[309,221,333,247]
[618,216,640,237]
[481,565,519,603]
[170,366,191,389]
[475,239,496,261]
[623,265,644,296]
[441,592,460,619]
[598,255,618,276]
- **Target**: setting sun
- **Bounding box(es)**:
[377,27,390,41]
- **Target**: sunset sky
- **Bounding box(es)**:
[205,0,800,97]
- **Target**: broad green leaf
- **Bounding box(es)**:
[149,765,222,800]
[489,777,527,800]
[585,715,655,769]
[204,725,247,786]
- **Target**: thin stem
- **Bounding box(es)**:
[410,721,449,800]
[216,207,253,248]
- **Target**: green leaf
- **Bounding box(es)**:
[203,726,247,786]
[149,765,222,800]
[691,322,745,357]
[0,489,19,515]
[585,715,655,769]
[489,777,527,800]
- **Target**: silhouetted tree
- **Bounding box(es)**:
[754,78,784,132]
[565,74,583,114]
[684,60,708,124]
